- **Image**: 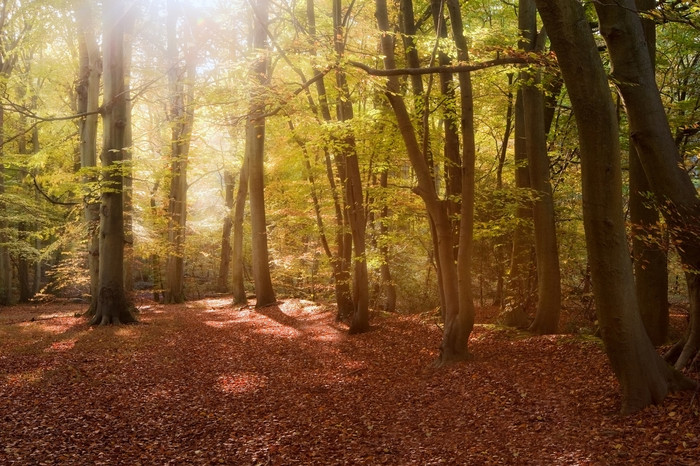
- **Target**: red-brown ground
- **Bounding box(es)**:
[1,298,698,465]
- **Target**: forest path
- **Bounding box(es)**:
[1,298,698,464]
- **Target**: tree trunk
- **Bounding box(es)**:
[626,0,669,346]
[520,0,561,334]
[304,0,357,321]
[332,0,369,334]
[534,0,694,414]
[217,170,235,292]
[122,8,136,294]
[376,0,474,364]
[231,154,249,305]
[91,0,136,326]
[0,29,14,305]
[504,91,534,327]
[76,0,101,315]
[447,0,477,363]
[593,0,700,369]
[378,169,396,312]
[248,0,276,308]
[164,0,195,305]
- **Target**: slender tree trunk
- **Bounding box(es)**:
[332,0,370,333]
[534,0,694,414]
[378,169,396,312]
[247,0,276,307]
[231,152,249,304]
[91,0,136,326]
[217,170,235,292]
[520,0,561,334]
[628,0,668,346]
[76,0,101,315]
[164,0,195,304]
[305,0,356,320]
[505,91,534,327]
[376,0,473,364]
[149,181,163,302]
[0,29,14,305]
[593,0,700,369]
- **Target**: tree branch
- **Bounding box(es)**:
[347,54,552,77]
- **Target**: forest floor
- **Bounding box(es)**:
[1,298,699,465]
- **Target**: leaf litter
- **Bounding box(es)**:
[1,298,698,465]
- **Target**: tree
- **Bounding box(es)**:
[533,0,694,413]
[75,0,101,315]
[247,0,276,307]
[519,0,561,334]
[231,149,249,305]
[164,0,196,304]
[375,0,476,365]
[0,0,22,306]
[217,169,235,292]
[91,0,137,325]
[628,0,668,346]
[592,0,700,369]
[332,0,369,334]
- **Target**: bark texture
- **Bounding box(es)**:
[165,0,195,304]
[91,0,136,326]
[593,0,700,367]
[248,0,276,307]
[520,0,561,334]
[535,0,694,414]
[76,0,101,315]
[628,0,668,346]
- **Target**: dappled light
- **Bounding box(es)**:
[0,0,699,462]
[2,299,698,463]
[45,339,77,353]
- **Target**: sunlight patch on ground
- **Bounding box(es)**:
[5,368,45,387]
[217,373,268,395]
[309,328,342,342]
[203,320,236,328]
[45,339,77,353]
[114,327,138,339]
[254,326,301,338]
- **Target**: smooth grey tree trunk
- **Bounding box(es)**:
[248,0,276,307]
[164,0,195,304]
[91,0,136,326]
[626,0,669,347]
[76,0,101,315]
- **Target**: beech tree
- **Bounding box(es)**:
[164,0,196,304]
[628,0,668,346]
[247,0,276,307]
[592,0,700,370]
[533,0,694,413]
[518,0,561,334]
[75,0,101,315]
[91,0,137,325]
[375,0,476,365]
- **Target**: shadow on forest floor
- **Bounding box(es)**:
[1,297,698,464]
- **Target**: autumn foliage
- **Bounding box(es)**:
[1,298,698,464]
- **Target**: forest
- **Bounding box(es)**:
[1,0,700,463]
